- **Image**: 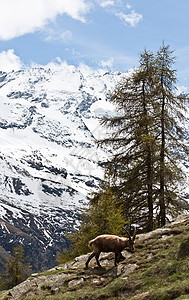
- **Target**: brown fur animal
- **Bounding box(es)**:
[86,229,136,268]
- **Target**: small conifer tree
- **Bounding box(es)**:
[57,186,125,264]
[0,246,30,290]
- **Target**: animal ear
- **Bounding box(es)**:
[132,227,136,241]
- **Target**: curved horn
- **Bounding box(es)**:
[132,227,136,241]
[125,229,132,241]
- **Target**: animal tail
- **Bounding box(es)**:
[88,239,95,247]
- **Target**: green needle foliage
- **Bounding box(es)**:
[98,43,189,231]
[0,246,31,290]
[57,186,125,264]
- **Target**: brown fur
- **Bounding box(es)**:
[86,231,136,268]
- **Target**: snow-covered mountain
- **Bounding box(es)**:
[0,62,124,271]
[0,62,188,272]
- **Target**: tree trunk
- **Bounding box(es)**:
[142,80,153,231]
[159,93,166,226]
[147,150,153,231]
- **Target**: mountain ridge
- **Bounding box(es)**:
[0,64,124,271]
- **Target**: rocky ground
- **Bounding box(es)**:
[0,214,189,300]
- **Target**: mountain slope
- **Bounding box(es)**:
[0,63,188,272]
[1,214,188,300]
[0,64,124,271]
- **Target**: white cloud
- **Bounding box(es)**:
[60,30,73,42]
[98,0,115,8]
[0,0,91,40]
[176,85,189,95]
[97,1,142,28]
[0,49,23,72]
[56,57,62,63]
[116,10,142,27]
[100,57,114,68]
[44,29,73,43]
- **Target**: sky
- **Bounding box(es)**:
[0,0,188,91]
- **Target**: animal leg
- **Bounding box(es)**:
[117,252,122,264]
[118,253,126,262]
[95,252,101,267]
[85,252,95,268]
[115,252,123,265]
[114,253,118,266]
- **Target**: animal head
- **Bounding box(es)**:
[124,227,136,252]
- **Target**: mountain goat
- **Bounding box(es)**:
[86,228,136,268]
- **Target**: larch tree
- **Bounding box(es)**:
[155,43,188,226]
[98,50,158,230]
[98,43,188,231]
